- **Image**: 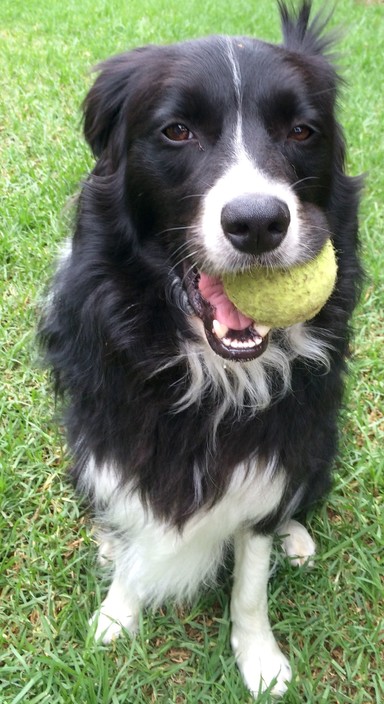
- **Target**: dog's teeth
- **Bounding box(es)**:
[212,320,229,339]
[252,323,271,338]
[240,339,256,349]
[221,335,260,350]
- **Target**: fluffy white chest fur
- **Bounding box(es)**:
[91,459,284,601]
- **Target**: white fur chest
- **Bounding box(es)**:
[91,459,286,604]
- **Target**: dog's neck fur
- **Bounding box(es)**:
[172,319,332,423]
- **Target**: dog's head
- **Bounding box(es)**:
[81,1,356,363]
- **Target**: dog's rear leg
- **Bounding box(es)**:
[90,573,140,644]
[230,529,292,698]
[277,519,316,567]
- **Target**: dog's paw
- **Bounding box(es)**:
[278,519,316,567]
[89,604,138,644]
[232,629,292,698]
[97,539,114,566]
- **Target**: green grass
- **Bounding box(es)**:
[1,0,383,702]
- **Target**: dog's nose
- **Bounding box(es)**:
[221,194,290,255]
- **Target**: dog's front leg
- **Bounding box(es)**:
[231,529,291,697]
[90,572,140,644]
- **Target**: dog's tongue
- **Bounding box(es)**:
[198,272,253,330]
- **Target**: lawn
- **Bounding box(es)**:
[0,0,383,702]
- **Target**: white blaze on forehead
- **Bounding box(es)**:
[223,36,244,153]
[224,36,243,104]
[195,38,302,272]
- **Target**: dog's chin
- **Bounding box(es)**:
[182,266,270,363]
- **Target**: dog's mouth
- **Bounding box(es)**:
[181,266,270,362]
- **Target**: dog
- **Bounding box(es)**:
[39,0,362,696]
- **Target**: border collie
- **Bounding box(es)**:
[40,1,362,696]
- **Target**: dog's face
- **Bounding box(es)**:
[83,34,341,362]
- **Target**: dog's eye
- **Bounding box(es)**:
[163,124,194,142]
[287,125,313,142]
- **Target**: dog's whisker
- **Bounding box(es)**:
[179,193,206,201]
[153,225,195,238]
[180,260,199,285]
[291,175,318,187]
[170,240,195,258]
[170,247,200,273]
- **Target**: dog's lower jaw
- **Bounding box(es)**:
[230,531,292,698]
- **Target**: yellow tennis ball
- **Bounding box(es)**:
[222,240,337,328]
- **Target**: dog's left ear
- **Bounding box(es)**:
[83,47,153,158]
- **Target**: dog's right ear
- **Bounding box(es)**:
[83,47,151,158]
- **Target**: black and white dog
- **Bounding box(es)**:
[40,1,362,696]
